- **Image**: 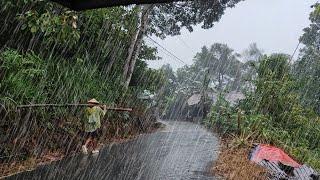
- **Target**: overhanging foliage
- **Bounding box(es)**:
[51,0,188,11]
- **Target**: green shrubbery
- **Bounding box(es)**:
[206,54,320,170]
[0,49,124,107]
[1,50,46,105]
[0,49,157,163]
[0,0,164,165]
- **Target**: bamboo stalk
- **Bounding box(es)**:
[16,104,133,112]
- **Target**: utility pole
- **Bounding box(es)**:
[200,68,211,119]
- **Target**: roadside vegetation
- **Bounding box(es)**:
[206,53,320,170]
[1,0,319,178]
[0,8,161,177]
[0,0,242,177]
[160,3,320,175]
[0,1,161,176]
[206,5,320,173]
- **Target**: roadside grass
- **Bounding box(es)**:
[0,49,162,177]
[212,138,268,180]
[0,120,161,178]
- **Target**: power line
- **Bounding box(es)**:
[145,36,199,84]
[289,41,301,64]
[146,35,187,65]
[176,36,197,55]
[146,35,187,64]
[145,38,173,59]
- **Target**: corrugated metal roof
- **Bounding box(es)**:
[258,160,319,180]
[225,91,245,105]
[187,94,201,106]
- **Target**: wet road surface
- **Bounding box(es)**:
[7,120,220,180]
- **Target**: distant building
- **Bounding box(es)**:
[185,91,245,121]
[225,91,245,106]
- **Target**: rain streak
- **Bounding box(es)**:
[0,0,319,179]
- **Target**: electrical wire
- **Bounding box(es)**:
[146,35,187,65]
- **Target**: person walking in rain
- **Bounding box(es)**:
[82,98,107,154]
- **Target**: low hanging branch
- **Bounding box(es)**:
[16,104,133,112]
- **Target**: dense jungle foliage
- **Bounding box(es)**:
[203,6,320,170]
[160,5,320,170]
[0,1,162,165]
[1,0,319,176]
[206,54,320,170]
[0,0,242,174]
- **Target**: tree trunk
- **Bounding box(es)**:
[105,52,116,75]
[123,4,153,89]
[123,27,140,81]
[106,42,122,75]
[232,64,241,91]
[200,68,211,119]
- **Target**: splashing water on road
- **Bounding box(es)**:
[1,0,320,178]
[6,120,220,180]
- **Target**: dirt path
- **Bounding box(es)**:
[6,120,220,180]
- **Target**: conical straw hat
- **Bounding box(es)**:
[88,98,99,104]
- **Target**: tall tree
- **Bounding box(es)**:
[242,43,263,63]
[294,3,320,114]
[240,43,263,91]
[2,0,243,89]
[193,43,241,91]
[123,0,243,87]
[149,0,242,38]
[123,5,153,88]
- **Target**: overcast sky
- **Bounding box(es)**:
[147,0,315,70]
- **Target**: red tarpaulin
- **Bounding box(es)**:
[250,144,301,168]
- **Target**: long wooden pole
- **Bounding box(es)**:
[16,104,133,112]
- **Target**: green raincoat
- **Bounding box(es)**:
[84,106,106,132]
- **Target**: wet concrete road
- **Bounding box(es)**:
[7,120,220,180]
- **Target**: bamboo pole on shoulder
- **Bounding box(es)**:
[16,104,133,112]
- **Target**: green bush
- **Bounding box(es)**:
[205,94,237,133]
[0,49,47,105]
[207,54,320,170]
[0,49,154,162]
[0,49,126,108]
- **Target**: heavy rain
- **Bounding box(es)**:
[0,0,319,179]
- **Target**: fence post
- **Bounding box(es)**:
[237,108,242,135]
